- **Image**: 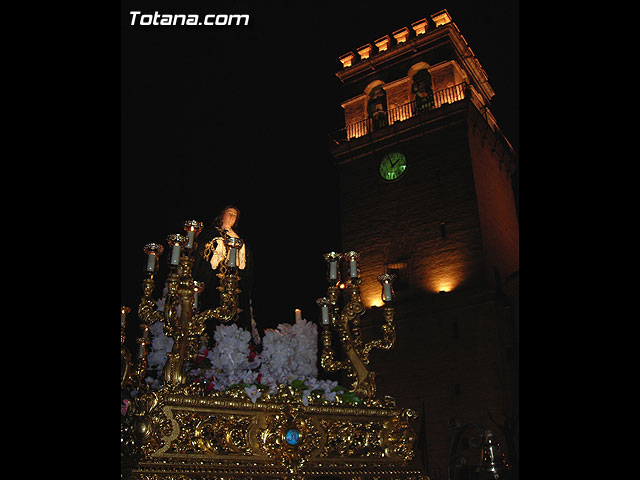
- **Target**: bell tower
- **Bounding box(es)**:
[329,10,518,478]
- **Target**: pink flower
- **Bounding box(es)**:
[121,399,130,416]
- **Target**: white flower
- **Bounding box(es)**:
[155,297,165,312]
[258,317,318,385]
[208,324,255,390]
[244,384,262,403]
[240,369,259,384]
[144,376,162,390]
[147,321,174,371]
[324,390,337,402]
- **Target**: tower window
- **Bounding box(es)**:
[412,68,435,112]
[440,221,447,239]
[385,258,410,292]
[367,85,388,131]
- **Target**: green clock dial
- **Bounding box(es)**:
[379,152,407,181]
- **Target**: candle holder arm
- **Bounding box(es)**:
[200,269,242,324]
[121,346,134,389]
[214,278,243,323]
[320,324,355,378]
[360,305,396,364]
[133,336,150,385]
[338,305,378,399]
[137,278,164,326]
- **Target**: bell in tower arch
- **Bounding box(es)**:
[411,67,435,112]
[366,82,388,131]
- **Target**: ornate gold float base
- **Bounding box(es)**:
[132,460,427,479]
[122,385,428,480]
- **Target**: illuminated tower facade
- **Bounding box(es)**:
[329,10,518,478]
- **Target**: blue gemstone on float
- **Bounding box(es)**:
[285,428,300,446]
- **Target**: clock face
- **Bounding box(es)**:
[379,152,407,181]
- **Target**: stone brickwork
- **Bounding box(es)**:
[339,111,487,305]
[333,104,518,477]
[330,11,518,477]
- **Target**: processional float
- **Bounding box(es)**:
[121,219,428,480]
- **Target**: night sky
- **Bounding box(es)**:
[120,0,518,344]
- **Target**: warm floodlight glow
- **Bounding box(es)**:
[367,297,385,308]
[430,274,462,293]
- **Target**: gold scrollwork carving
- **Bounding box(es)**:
[192,413,254,455]
[319,418,385,458]
[128,391,175,458]
[381,408,418,462]
[257,411,324,471]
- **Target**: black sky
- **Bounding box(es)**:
[120,0,518,340]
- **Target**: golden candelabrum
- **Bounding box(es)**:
[121,220,427,480]
[317,251,397,399]
[122,221,247,390]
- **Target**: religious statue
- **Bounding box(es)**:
[192,205,259,344]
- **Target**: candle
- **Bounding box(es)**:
[145,253,157,272]
[377,273,396,303]
[324,252,342,282]
[166,235,186,266]
[186,230,195,249]
[316,297,331,325]
[349,259,358,278]
[329,261,338,280]
[121,307,129,329]
[143,243,163,273]
[193,281,203,312]
[170,244,181,265]
[344,251,360,278]
[183,220,203,249]
[321,305,330,325]
[295,309,302,322]
[228,247,237,267]
[225,237,242,268]
[382,282,393,302]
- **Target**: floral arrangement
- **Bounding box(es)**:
[258,317,318,386]
[140,317,360,406]
[190,323,261,392]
